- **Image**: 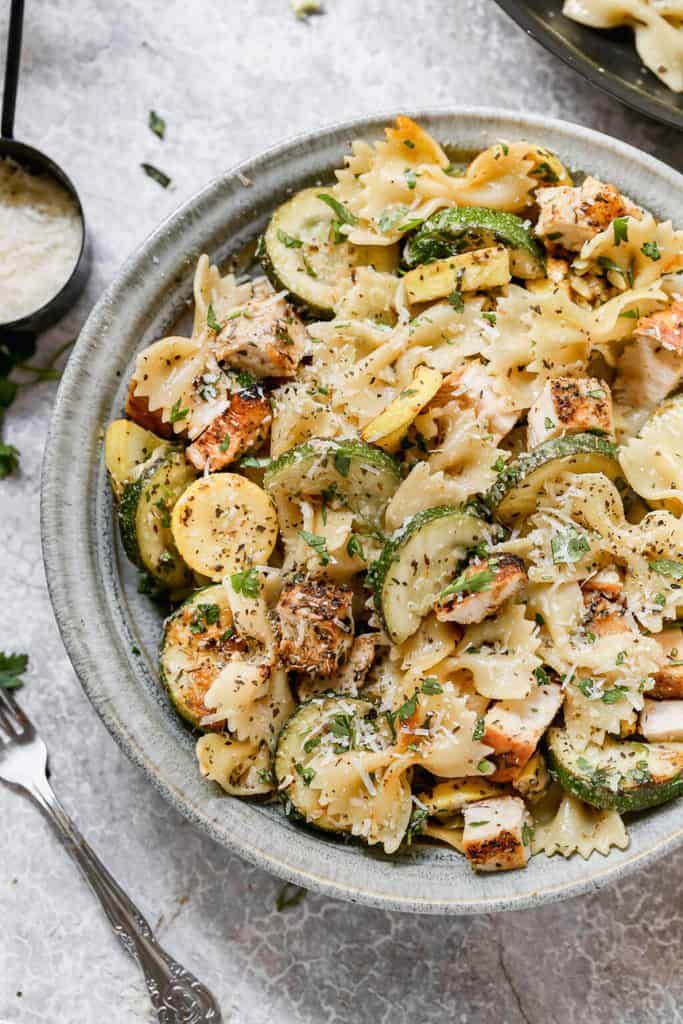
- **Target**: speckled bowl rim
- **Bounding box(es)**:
[42,108,683,914]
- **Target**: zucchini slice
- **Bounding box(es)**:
[264,437,401,528]
[274,696,393,833]
[486,433,621,527]
[258,187,398,319]
[171,474,279,581]
[160,585,244,728]
[403,206,546,280]
[371,506,494,644]
[105,419,170,500]
[118,449,197,589]
[547,727,683,813]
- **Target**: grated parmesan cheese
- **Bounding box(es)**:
[0,158,82,322]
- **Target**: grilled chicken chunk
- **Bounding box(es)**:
[535,175,637,252]
[640,699,683,742]
[483,684,564,783]
[582,593,629,638]
[186,388,272,471]
[427,360,517,438]
[297,633,383,700]
[462,796,532,872]
[650,627,683,699]
[581,566,624,601]
[617,303,683,410]
[276,578,354,676]
[214,279,307,379]
[434,555,527,626]
[527,377,614,449]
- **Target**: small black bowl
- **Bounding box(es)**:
[0,0,90,338]
[494,0,683,131]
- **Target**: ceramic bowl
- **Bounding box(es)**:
[42,109,683,914]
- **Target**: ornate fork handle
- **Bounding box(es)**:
[26,774,221,1023]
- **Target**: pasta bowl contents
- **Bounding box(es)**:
[563,0,683,92]
[104,116,683,875]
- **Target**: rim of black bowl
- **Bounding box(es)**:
[0,141,91,334]
[494,0,683,131]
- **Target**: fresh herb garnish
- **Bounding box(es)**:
[421,677,443,695]
[544,416,555,430]
[534,665,551,687]
[207,303,221,333]
[396,690,419,722]
[550,526,590,565]
[641,240,661,261]
[441,565,496,599]
[169,398,189,424]
[0,652,28,690]
[277,228,303,249]
[334,451,350,477]
[598,256,632,285]
[472,715,485,741]
[618,307,640,319]
[148,110,166,140]
[234,370,257,389]
[613,217,629,246]
[275,882,307,911]
[317,193,358,225]
[219,433,231,453]
[230,567,260,598]
[404,169,419,190]
[447,289,465,313]
[239,455,271,469]
[295,762,315,786]
[298,529,331,566]
[532,161,559,183]
[346,534,366,561]
[649,559,683,580]
[404,805,428,845]
[141,163,171,188]
[601,685,628,704]
[482,312,497,326]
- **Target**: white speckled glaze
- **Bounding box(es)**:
[41,109,683,914]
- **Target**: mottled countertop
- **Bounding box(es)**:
[3,1,683,1021]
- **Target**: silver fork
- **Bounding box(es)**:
[0,687,221,1023]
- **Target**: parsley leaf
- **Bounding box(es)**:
[641,240,661,261]
[551,526,590,565]
[421,676,443,695]
[0,652,28,690]
[472,715,485,741]
[317,193,358,226]
[613,217,629,246]
[169,398,189,424]
[396,690,419,722]
[276,228,303,249]
[440,565,496,599]
[618,307,640,320]
[0,441,19,479]
[598,255,632,285]
[276,882,307,911]
[346,534,366,561]
[447,289,465,312]
[219,433,231,452]
[295,762,315,786]
[649,559,683,580]
[482,312,497,326]
[207,303,221,333]
[148,110,166,140]
[141,163,171,188]
[334,451,350,477]
[230,567,260,598]
[298,529,330,566]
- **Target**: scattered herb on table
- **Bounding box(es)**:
[0,652,28,690]
[141,163,171,188]
[275,882,307,911]
[148,110,166,140]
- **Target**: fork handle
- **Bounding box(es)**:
[26,775,222,1023]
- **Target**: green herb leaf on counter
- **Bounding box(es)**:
[276,882,307,911]
[141,163,171,188]
[0,652,28,690]
[148,110,166,140]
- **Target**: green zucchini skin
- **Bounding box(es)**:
[547,728,683,813]
[159,584,241,729]
[371,505,495,644]
[274,696,387,835]
[264,437,401,527]
[486,433,621,527]
[403,206,546,279]
[118,449,196,589]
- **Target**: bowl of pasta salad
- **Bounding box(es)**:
[494,0,683,130]
[42,109,683,912]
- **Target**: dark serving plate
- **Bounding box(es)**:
[494,0,683,131]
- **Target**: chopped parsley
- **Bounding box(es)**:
[0,652,28,690]
[234,369,257,389]
[544,416,555,430]
[276,228,303,249]
[601,684,628,705]
[598,256,632,285]
[295,762,315,786]
[472,715,485,741]
[440,565,496,599]
[207,303,221,333]
[334,451,351,477]
[396,690,419,722]
[447,289,465,313]
[613,217,629,246]
[550,526,590,565]
[649,559,683,580]
[189,603,220,635]
[403,139,416,149]
[641,240,661,261]
[303,735,321,754]
[317,193,358,225]
[346,534,366,561]
[482,312,497,326]
[148,110,166,139]
[420,677,443,695]
[219,433,231,453]
[230,567,260,598]
[618,307,640,319]
[169,398,189,424]
[239,455,271,469]
[534,665,551,687]
[141,163,171,188]
[298,529,330,566]
[275,882,307,911]
[532,161,559,183]
[404,169,419,190]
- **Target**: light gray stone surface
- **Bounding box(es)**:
[3,1,683,1021]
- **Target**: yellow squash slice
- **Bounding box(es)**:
[361,365,443,451]
[403,245,511,304]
